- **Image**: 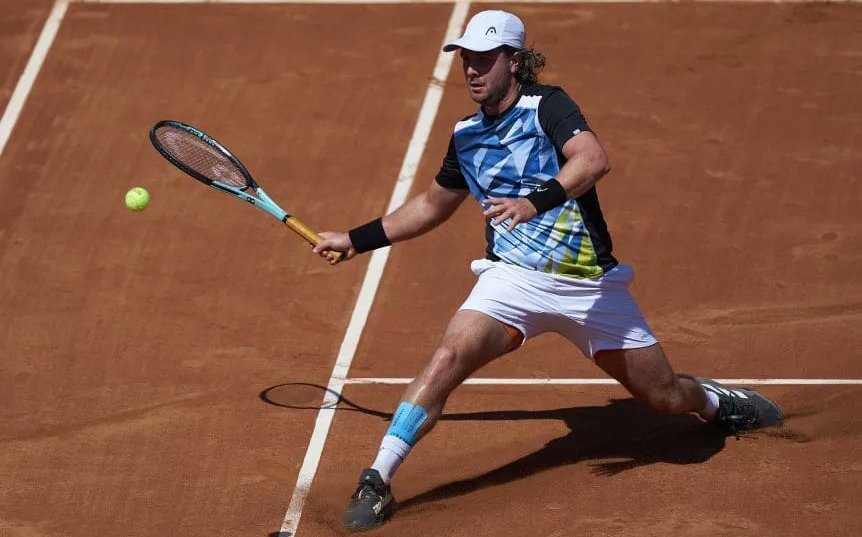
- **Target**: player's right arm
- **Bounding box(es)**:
[312,182,467,264]
[313,136,469,264]
[380,181,469,243]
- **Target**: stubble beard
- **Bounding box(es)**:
[470,76,515,110]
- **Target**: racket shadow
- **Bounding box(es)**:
[259,382,390,418]
[259,383,734,510]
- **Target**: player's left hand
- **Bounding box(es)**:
[483,197,538,231]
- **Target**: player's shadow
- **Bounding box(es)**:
[260,384,728,511]
[399,398,726,510]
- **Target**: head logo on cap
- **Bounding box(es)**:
[443,10,526,53]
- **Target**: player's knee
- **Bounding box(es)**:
[418,346,460,387]
[428,346,458,375]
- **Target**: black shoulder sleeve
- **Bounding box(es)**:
[537,88,593,153]
[435,134,468,190]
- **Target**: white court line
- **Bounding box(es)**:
[346,378,862,385]
[276,2,471,536]
[0,0,68,160]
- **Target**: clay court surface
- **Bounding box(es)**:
[0,1,860,536]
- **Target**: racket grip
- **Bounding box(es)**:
[285,217,344,264]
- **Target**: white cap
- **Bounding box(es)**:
[443,10,525,52]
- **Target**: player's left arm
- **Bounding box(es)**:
[484,89,610,231]
[484,135,609,230]
[550,131,611,198]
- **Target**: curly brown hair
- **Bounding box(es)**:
[511,47,547,85]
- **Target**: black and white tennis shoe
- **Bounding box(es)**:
[342,468,396,532]
[698,378,783,437]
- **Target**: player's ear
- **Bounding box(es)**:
[510,50,520,75]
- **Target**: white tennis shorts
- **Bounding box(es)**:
[459,258,657,358]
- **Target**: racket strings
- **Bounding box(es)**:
[154,126,248,188]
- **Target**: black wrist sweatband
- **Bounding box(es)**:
[525,179,568,214]
[348,217,391,253]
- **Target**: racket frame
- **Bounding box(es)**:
[149,120,340,261]
[149,120,289,216]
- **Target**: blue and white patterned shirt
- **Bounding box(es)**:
[436,83,617,278]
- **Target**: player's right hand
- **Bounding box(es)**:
[313,231,357,265]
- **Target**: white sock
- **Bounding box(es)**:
[371,435,412,483]
[698,389,720,421]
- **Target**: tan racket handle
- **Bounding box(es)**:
[285,216,344,264]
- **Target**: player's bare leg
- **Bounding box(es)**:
[400,309,520,441]
[595,343,782,435]
[342,310,519,532]
[594,344,707,415]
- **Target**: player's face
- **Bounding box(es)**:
[460,48,516,107]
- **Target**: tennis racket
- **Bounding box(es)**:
[149,120,341,263]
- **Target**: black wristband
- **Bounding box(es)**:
[348,217,391,253]
[525,179,568,214]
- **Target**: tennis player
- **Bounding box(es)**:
[313,10,783,532]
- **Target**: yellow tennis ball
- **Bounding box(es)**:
[125,187,150,212]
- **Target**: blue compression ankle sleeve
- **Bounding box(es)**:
[386,402,428,446]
